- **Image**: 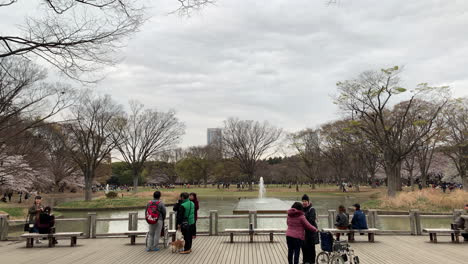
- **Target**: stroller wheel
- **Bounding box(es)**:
[353,256,360,264]
[316,251,329,264]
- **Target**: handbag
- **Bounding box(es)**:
[23,214,31,232]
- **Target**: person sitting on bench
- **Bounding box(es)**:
[351,204,368,234]
[335,205,350,241]
[453,204,468,242]
[37,206,57,244]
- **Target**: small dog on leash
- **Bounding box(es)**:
[170,239,185,253]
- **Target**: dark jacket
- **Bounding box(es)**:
[303,204,319,244]
[37,213,55,234]
[173,199,182,212]
[454,215,466,230]
[335,212,350,228]
[28,204,44,224]
[351,210,368,229]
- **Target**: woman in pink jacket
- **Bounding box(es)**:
[286,202,318,264]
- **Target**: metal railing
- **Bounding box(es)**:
[1,209,466,240]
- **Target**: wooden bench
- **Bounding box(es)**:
[20,232,83,248]
[124,229,177,245]
[225,228,285,243]
[422,228,462,243]
[322,228,379,242]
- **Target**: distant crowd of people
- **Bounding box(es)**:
[1,191,32,203]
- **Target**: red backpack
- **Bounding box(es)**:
[145,200,161,224]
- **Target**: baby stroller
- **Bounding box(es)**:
[316,232,360,264]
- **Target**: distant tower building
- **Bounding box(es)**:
[207,128,222,145]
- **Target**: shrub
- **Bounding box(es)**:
[105,191,118,199]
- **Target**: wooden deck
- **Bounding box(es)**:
[0,235,466,264]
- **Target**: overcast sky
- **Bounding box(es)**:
[3,0,468,148]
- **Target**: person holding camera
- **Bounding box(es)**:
[27,196,44,244]
[176,192,195,254]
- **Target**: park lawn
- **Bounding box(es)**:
[56,191,179,209]
[55,185,381,209]
[361,188,468,213]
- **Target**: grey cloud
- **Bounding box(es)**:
[2,0,468,147]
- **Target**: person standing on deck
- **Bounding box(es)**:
[189,192,199,239]
[286,202,318,264]
[301,194,319,264]
[176,192,195,254]
[145,191,166,252]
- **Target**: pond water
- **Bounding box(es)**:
[7,194,452,236]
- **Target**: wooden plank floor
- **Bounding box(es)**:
[0,235,466,264]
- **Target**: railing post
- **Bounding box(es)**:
[128,212,133,231]
[253,211,258,229]
[214,210,219,235]
[87,213,97,238]
[133,212,138,231]
[327,210,336,228]
[368,209,378,229]
[0,214,9,241]
[209,211,214,236]
[128,212,138,231]
[169,211,175,230]
[414,209,422,235]
[409,210,416,235]
[249,210,254,227]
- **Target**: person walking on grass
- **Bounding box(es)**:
[145,191,166,252]
[302,194,319,264]
[176,192,195,254]
[286,202,318,264]
[189,192,199,239]
[28,196,44,244]
[335,205,350,241]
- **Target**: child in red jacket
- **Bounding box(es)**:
[286,202,318,264]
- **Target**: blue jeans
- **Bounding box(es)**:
[287,236,303,264]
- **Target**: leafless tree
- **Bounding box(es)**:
[287,129,321,189]
[441,98,468,190]
[37,124,81,192]
[222,118,282,190]
[173,0,216,15]
[0,0,145,81]
[0,1,217,81]
[335,66,450,196]
[113,101,185,192]
[60,92,122,201]
[0,57,73,146]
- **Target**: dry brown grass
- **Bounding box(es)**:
[378,189,468,212]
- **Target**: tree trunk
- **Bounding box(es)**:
[385,161,400,197]
[410,170,415,192]
[133,176,139,193]
[311,182,316,189]
[84,176,92,201]
[296,181,299,192]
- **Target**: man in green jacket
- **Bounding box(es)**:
[176,192,195,254]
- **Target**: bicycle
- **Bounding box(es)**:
[316,241,360,264]
[145,224,170,249]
